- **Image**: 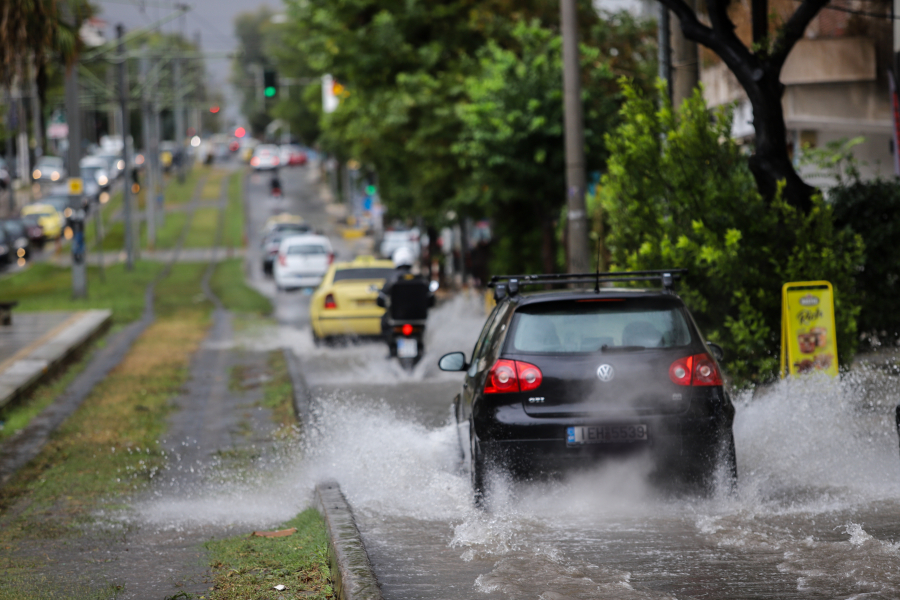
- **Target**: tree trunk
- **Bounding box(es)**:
[744,73,814,213]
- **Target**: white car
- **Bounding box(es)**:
[379,228,420,260]
[32,156,66,183]
[273,234,334,290]
[251,144,281,171]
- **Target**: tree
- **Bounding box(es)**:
[656,0,831,213]
[601,81,863,384]
[454,16,654,274]
[231,6,278,135]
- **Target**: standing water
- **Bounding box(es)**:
[131,295,900,599]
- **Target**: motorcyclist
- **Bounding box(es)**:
[270,173,282,196]
[378,246,434,345]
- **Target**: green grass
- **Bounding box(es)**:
[144,210,189,250]
[210,258,271,315]
[260,350,295,429]
[205,508,333,600]
[155,262,214,318]
[183,207,221,248]
[201,168,228,200]
[0,261,163,323]
[223,171,245,249]
[164,166,203,205]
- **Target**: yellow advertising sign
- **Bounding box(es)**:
[780,281,839,377]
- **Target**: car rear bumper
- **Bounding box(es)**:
[315,315,383,337]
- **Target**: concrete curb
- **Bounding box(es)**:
[283,347,312,427]
[0,309,112,410]
[315,481,384,600]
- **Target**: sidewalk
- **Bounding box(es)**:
[0,310,112,410]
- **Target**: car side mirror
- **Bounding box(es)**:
[376,295,385,308]
[707,342,725,362]
[438,351,467,372]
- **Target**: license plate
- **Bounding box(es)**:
[567,424,648,445]
[396,338,418,358]
[356,299,376,306]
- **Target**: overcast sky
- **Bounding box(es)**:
[93,0,279,122]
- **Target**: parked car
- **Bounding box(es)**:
[0,227,11,266]
[287,145,308,166]
[438,270,737,506]
[309,256,395,344]
[32,155,66,183]
[379,228,420,260]
[0,158,10,189]
[0,218,32,260]
[273,234,334,291]
[21,203,64,239]
[250,144,281,171]
[19,214,45,247]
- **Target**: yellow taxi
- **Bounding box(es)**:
[310,256,396,343]
[21,203,64,239]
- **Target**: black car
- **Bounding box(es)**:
[0,218,32,260]
[0,227,11,266]
[439,270,737,504]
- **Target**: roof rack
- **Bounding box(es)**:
[488,269,687,301]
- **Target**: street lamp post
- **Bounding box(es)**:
[560,0,592,274]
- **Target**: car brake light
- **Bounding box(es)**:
[516,360,543,392]
[484,359,543,394]
[278,253,286,266]
[669,353,722,386]
[693,353,723,386]
[251,157,260,166]
[324,294,337,309]
[485,359,518,394]
[402,323,413,336]
[328,253,335,265]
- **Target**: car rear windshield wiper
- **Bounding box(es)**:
[601,345,646,353]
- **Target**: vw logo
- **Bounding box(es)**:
[596,364,615,382]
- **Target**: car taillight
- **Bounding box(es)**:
[484,359,543,394]
[485,359,518,394]
[278,253,286,266]
[402,323,413,336]
[324,294,337,309]
[693,353,723,386]
[669,353,722,386]
[516,360,543,392]
[328,253,335,265]
[251,157,260,166]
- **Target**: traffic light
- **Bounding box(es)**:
[263,70,278,98]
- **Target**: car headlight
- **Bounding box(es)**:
[98,175,108,186]
[51,171,60,181]
[33,169,41,179]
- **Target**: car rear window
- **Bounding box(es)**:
[333,268,394,282]
[286,244,328,255]
[509,298,692,353]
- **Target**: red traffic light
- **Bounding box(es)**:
[210,106,220,114]
[234,127,246,138]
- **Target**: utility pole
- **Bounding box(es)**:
[658,5,672,102]
[4,87,16,215]
[30,58,43,159]
[560,0,591,274]
[671,0,699,107]
[66,59,87,298]
[174,56,186,183]
[118,24,135,271]
[140,45,156,248]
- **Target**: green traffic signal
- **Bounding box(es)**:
[264,86,276,98]
[366,184,377,195]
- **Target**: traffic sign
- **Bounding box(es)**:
[68,177,84,195]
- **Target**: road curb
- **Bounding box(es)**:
[315,481,384,600]
[283,347,313,427]
[0,309,113,411]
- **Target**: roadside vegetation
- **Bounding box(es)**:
[0,165,292,598]
[205,508,333,600]
[223,171,246,249]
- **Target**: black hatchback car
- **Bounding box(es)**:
[439,270,736,503]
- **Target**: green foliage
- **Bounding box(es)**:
[601,81,863,385]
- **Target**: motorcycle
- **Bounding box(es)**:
[378,277,438,370]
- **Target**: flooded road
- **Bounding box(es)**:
[130,163,900,599]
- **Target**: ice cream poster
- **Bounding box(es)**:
[781,281,839,377]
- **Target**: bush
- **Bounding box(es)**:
[600,81,863,385]
[831,178,900,347]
